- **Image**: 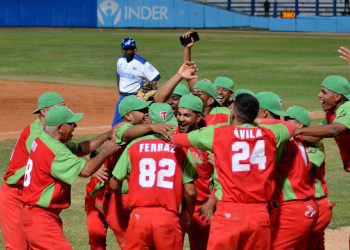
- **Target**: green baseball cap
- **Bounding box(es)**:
[45,106,84,126]
[193,80,222,105]
[32,92,65,114]
[285,106,311,127]
[173,83,190,97]
[214,77,234,92]
[256,91,286,117]
[234,88,256,98]
[118,95,152,117]
[321,75,350,100]
[178,94,203,113]
[149,103,177,125]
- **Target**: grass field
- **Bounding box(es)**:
[0,28,350,249]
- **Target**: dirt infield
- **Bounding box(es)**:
[0,80,348,248]
[0,79,325,140]
[0,80,116,140]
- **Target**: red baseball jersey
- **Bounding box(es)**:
[272,136,314,202]
[22,132,86,209]
[306,142,329,198]
[204,107,230,126]
[186,147,213,202]
[175,128,213,202]
[322,102,350,171]
[186,123,290,203]
[112,135,198,214]
[86,177,103,198]
[4,119,43,186]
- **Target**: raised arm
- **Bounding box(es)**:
[153,61,198,103]
[182,30,198,89]
[339,46,350,72]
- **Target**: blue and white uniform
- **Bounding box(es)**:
[116,55,160,94]
[112,54,160,126]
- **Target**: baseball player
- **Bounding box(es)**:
[85,174,108,250]
[172,93,295,250]
[167,83,191,111]
[284,106,333,250]
[214,76,235,107]
[192,80,231,126]
[297,75,350,172]
[109,103,198,250]
[177,94,214,250]
[20,106,120,249]
[0,92,65,250]
[112,37,160,126]
[255,91,286,120]
[103,95,152,249]
[258,101,317,250]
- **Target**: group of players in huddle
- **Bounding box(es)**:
[0,32,350,250]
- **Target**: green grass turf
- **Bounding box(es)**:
[0,28,350,248]
[0,28,349,111]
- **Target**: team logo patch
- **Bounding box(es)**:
[160,111,167,121]
[304,205,316,218]
[148,65,155,72]
[193,153,203,166]
[337,110,346,118]
[224,213,232,219]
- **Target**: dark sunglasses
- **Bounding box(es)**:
[66,122,77,128]
[123,46,136,51]
[135,107,149,114]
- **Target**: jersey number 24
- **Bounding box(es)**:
[232,140,267,172]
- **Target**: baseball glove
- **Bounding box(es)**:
[136,82,158,101]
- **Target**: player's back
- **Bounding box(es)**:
[272,136,314,202]
[212,124,282,203]
[4,119,43,186]
[22,133,72,209]
[126,135,187,214]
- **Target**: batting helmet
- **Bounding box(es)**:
[121,38,136,49]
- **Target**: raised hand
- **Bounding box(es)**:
[339,46,350,68]
[178,61,198,80]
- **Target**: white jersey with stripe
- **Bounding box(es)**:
[116,54,159,94]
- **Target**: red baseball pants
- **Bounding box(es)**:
[0,183,28,250]
[208,202,270,250]
[270,199,318,250]
[185,204,210,250]
[85,195,108,250]
[103,192,130,249]
[125,207,182,250]
[20,205,72,250]
[307,197,333,250]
